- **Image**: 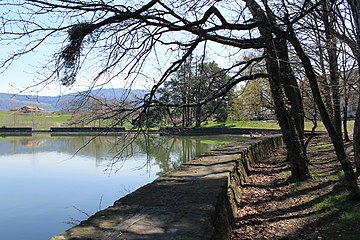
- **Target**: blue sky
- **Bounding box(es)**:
[0,38,236,97]
[0,43,238,97]
[0,42,131,96]
[0,45,147,96]
[0,49,60,96]
[0,2,243,97]
[0,5,64,96]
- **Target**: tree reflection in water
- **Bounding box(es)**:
[1,133,236,175]
[93,134,235,176]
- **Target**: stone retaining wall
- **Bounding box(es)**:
[51,135,283,240]
[160,127,280,136]
[50,127,126,133]
[0,127,32,132]
[0,127,32,136]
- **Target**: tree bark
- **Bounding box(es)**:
[354,95,360,174]
[346,0,360,175]
[277,39,306,154]
[266,41,310,181]
[245,0,310,181]
[343,107,350,141]
[322,0,342,136]
[287,27,360,198]
[314,18,334,118]
[343,100,350,142]
[195,105,201,127]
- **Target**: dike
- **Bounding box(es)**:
[50,127,125,133]
[0,127,32,136]
[51,134,283,240]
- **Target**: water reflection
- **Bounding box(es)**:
[0,134,232,175]
[135,135,213,175]
[0,134,236,240]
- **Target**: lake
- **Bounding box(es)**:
[0,134,236,240]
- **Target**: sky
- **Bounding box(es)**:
[0,44,142,96]
[0,46,152,96]
[0,40,237,97]
[0,51,61,96]
[0,3,144,97]
[0,1,244,97]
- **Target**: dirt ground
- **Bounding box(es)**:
[230,135,360,240]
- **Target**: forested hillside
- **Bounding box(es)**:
[0,88,147,111]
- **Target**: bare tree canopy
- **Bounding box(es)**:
[1,0,360,197]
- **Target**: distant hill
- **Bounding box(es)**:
[0,88,148,111]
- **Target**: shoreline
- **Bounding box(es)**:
[50,134,283,240]
[0,126,282,135]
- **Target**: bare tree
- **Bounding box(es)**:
[322,0,342,136]
[345,0,360,175]
[1,0,359,191]
[281,1,359,198]
[329,0,360,175]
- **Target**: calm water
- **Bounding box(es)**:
[0,134,235,240]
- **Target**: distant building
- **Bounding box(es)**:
[10,106,45,113]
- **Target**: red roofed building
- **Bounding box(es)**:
[11,106,45,113]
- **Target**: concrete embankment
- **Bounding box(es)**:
[49,127,126,136]
[0,127,32,136]
[0,127,126,136]
[51,134,283,240]
[159,127,280,136]
[50,127,126,133]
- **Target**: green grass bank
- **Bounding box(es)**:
[0,111,355,132]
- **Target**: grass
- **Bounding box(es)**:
[311,171,342,179]
[202,120,280,129]
[198,139,235,145]
[0,110,356,132]
[313,191,348,212]
[311,187,360,240]
[0,111,73,130]
[43,113,73,123]
[310,142,334,151]
[305,135,360,239]
[204,119,355,132]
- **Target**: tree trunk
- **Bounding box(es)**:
[354,96,360,174]
[322,0,342,136]
[267,71,309,181]
[245,0,310,181]
[287,27,360,198]
[277,38,306,154]
[347,0,360,176]
[182,97,186,127]
[314,18,333,118]
[343,104,350,142]
[195,105,201,127]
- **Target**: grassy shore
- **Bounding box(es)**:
[0,110,355,132]
[0,111,73,130]
[1,110,358,238]
[231,135,360,240]
[203,119,354,132]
